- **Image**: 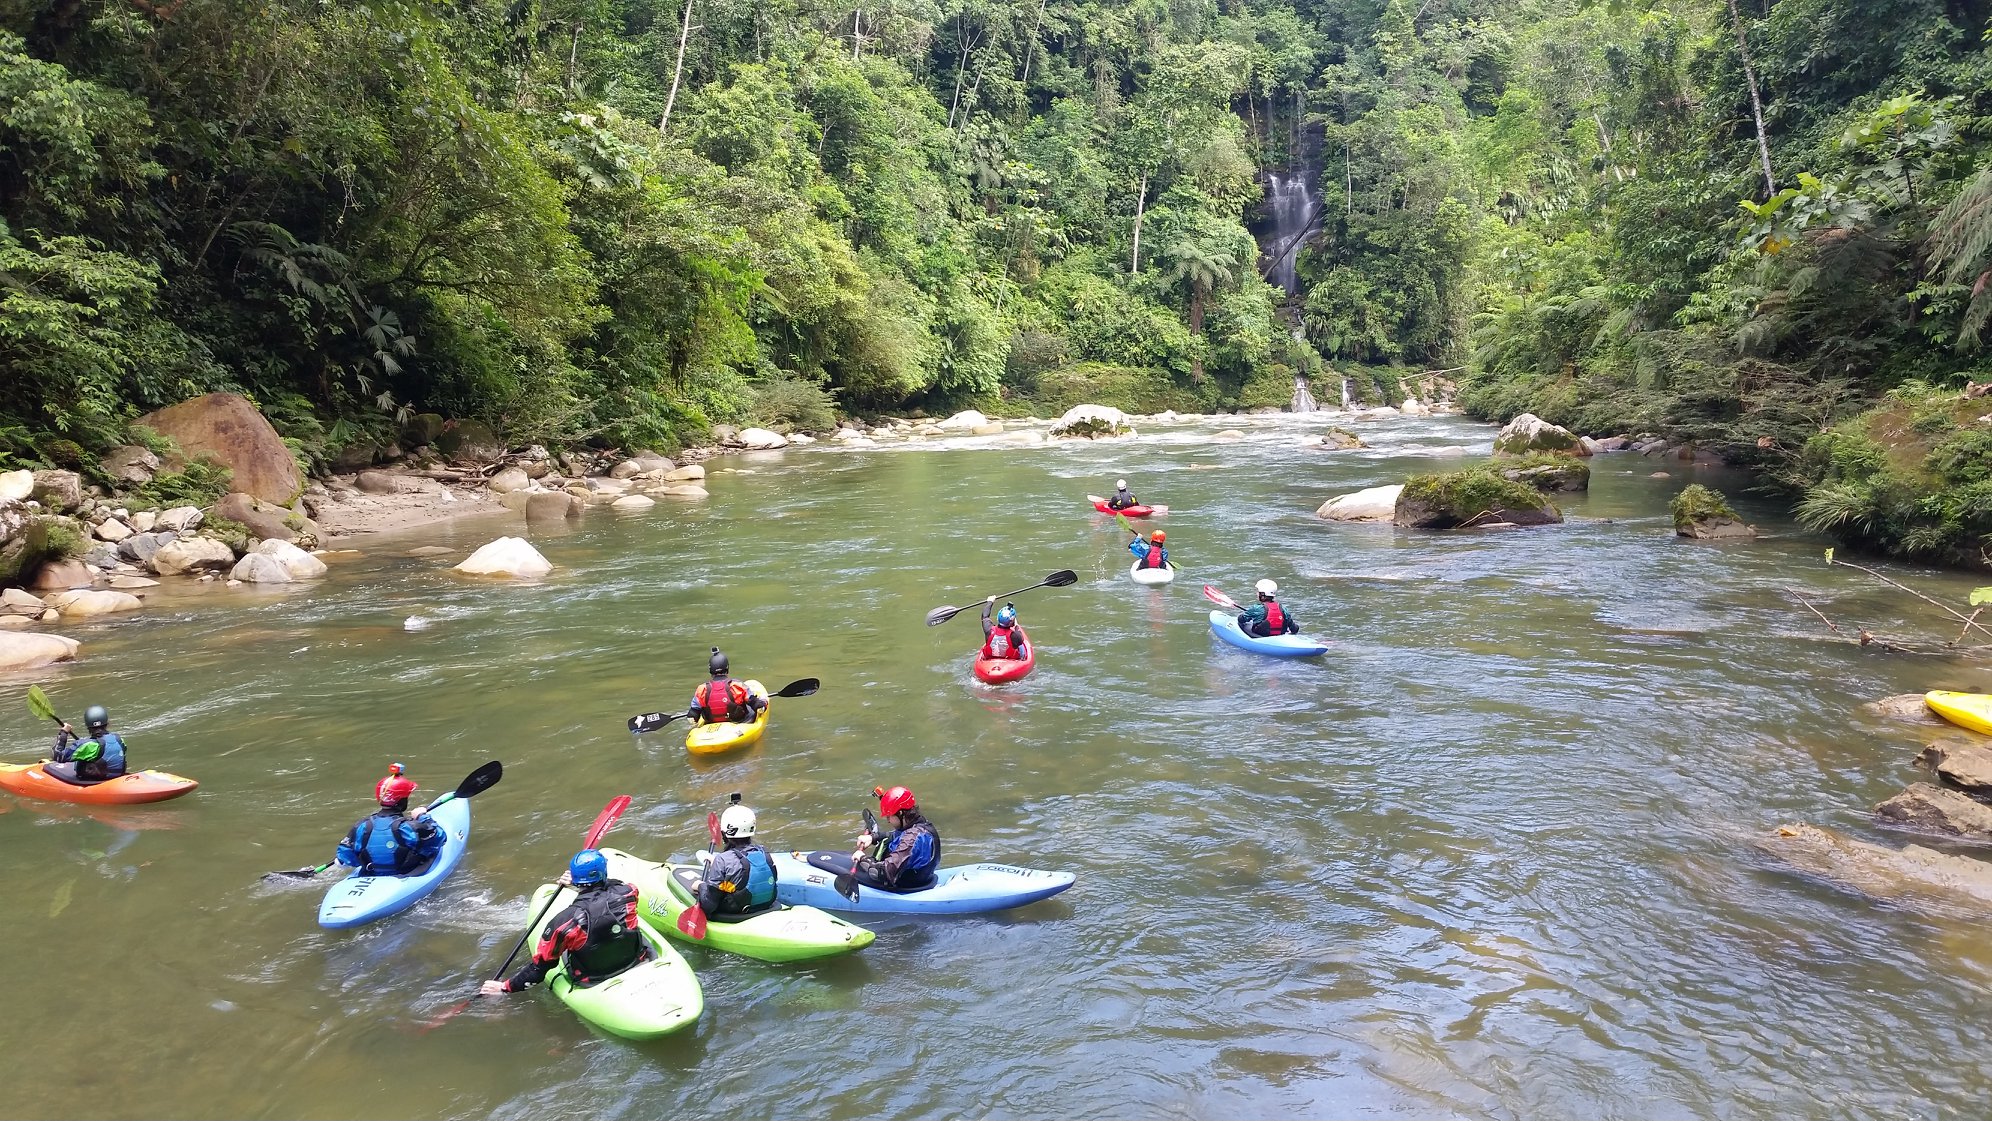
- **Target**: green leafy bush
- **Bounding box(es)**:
[135,459,232,508]
[750,378,839,434]
[1671,484,1740,531]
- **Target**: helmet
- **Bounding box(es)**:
[875,785,917,816]
[83,705,108,731]
[708,647,729,676]
[719,804,757,839]
[1255,579,1278,596]
[1151,530,1165,543]
[1116,478,1128,489]
[995,604,1017,627]
[375,772,418,806]
[568,849,607,885]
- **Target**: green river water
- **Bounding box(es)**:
[3,411,1989,1120]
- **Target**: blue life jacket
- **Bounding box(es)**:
[742,846,776,908]
[97,732,127,775]
[344,811,435,875]
[891,823,940,879]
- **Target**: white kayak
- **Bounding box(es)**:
[1129,559,1175,586]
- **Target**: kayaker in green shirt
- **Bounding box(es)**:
[1237,579,1299,637]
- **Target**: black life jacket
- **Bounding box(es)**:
[564,882,646,985]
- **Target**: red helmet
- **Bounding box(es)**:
[376,773,418,806]
[1151,530,1165,543]
[874,785,917,816]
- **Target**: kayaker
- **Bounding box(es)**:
[698,801,778,919]
[851,785,941,892]
[981,599,1026,660]
[1107,479,1139,510]
[1129,529,1169,570]
[480,850,651,995]
[687,647,766,725]
[44,705,127,785]
[1238,578,1300,638]
[334,765,445,877]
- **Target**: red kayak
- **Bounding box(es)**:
[1091,500,1154,518]
[973,633,1036,683]
[0,762,198,805]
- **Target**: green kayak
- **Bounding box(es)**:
[523,878,703,1039]
[602,847,875,963]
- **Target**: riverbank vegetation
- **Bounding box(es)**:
[3,1,1990,566]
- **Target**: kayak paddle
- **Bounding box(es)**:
[833,808,881,902]
[676,812,724,941]
[925,571,1078,626]
[26,685,62,726]
[261,760,504,881]
[1202,584,1242,611]
[627,677,821,733]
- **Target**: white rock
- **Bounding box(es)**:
[994,430,1045,447]
[44,589,143,616]
[252,538,328,579]
[1214,430,1246,441]
[93,518,134,543]
[150,537,236,576]
[228,553,293,583]
[156,506,203,532]
[0,616,29,630]
[1401,398,1431,416]
[454,536,553,578]
[611,495,657,511]
[131,511,157,533]
[969,422,1005,436]
[0,469,32,502]
[1316,484,1405,522]
[584,477,631,494]
[660,484,709,498]
[937,410,989,431]
[735,428,790,450]
[1049,404,1132,439]
[107,575,159,589]
[488,466,532,494]
[2,588,46,614]
[609,459,644,480]
[0,632,79,669]
[841,436,877,447]
[663,465,705,482]
[787,433,816,445]
[833,428,863,440]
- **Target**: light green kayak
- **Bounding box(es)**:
[602,847,875,963]
[523,878,703,1039]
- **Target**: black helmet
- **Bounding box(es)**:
[84,705,109,731]
[708,647,729,676]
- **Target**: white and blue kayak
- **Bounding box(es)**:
[770,850,1075,915]
[318,797,471,929]
[1129,559,1175,586]
[1207,609,1329,658]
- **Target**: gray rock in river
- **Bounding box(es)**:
[1866,694,1946,725]
[1757,822,1992,919]
[1917,741,1992,794]
[1875,783,1992,841]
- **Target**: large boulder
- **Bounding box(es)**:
[611,495,657,511]
[435,419,504,465]
[1051,405,1132,439]
[150,537,237,576]
[662,465,705,482]
[1492,412,1587,457]
[1,508,60,587]
[734,427,790,450]
[1393,468,1563,529]
[92,518,133,543]
[1500,459,1590,493]
[138,392,302,503]
[0,632,79,669]
[524,491,580,522]
[30,470,83,511]
[252,538,327,579]
[1875,784,1992,840]
[487,466,531,494]
[156,506,203,532]
[228,553,294,584]
[1671,484,1756,540]
[2,588,45,615]
[1316,484,1404,522]
[401,412,445,448]
[0,470,31,502]
[100,445,161,486]
[44,589,143,617]
[214,491,316,544]
[1918,741,1992,794]
[937,410,990,431]
[1756,822,1992,919]
[30,557,94,590]
[355,470,402,495]
[117,531,175,568]
[660,484,709,498]
[454,536,552,578]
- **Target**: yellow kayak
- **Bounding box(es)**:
[685,679,770,755]
[1925,691,1992,736]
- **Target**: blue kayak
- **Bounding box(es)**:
[768,850,1075,915]
[1207,610,1329,658]
[317,797,471,929]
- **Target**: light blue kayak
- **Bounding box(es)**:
[1207,609,1330,658]
[318,797,471,929]
[769,849,1074,915]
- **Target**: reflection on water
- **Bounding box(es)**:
[2,411,1988,1120]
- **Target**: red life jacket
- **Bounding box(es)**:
[697,679,748,721]
[1263,598,1285,632]
[1140,545,1167,569]
[985,625,1020,659]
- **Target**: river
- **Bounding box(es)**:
[3,411,1988,1120]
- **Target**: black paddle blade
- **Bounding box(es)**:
[628,712,675,734]
[924,605,960,627]
[262,862,331,881]
[454,760,503,800]
[774,678,820,698]
[833,873,860,902]
[1043,570,1078,587]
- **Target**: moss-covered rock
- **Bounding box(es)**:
[1005,363,1211,416]
[1671,484,1756,540]
[1492,412,1587,457]
[1393,467,1563,528]
[0,512,80,589]
[1498,453,1589,492]
[435,419,504,464]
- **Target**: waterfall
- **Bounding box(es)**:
[1290,375,1318,413]
[1261,170,1318,295]
[1341,377,1352,409]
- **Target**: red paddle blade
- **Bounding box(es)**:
[706,810,722,850]
[1202,584,1239,610]
[584,795,633,849]
[677,905,708,940]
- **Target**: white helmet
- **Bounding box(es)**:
[1255,579,1278,596]
[719,804,757,839]
[1116,478,1127,488]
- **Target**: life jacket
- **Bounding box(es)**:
[1110,489,1135,509]
[355,811,426,875]
[1263,598,1285,632]
[696,678,750,722]
[710,844,777,914]
[96,732,126,776]
[888,819,941,885]
[1140,544,1167,569]
[561,882,646,985]
[986,625,1019,659]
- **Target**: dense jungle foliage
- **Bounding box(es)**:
[2,0,1990,565]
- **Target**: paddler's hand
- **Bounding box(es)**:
[59,722,73,736]
[479,980,509,997]
[985,596,995,604]
[557,871,574,887]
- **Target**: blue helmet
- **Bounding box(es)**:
[995,603,1017,627]
[569,849,607,886]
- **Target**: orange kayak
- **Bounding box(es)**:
[0,762,198,805]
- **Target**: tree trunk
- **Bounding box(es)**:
[1188,284,1207,335]
[566,21,582,97]
[1725,0,1775,197]
[852,8,862,61]
[1130,173,1148,273]
[1020,0,1048,84]
[657,0,696,135]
